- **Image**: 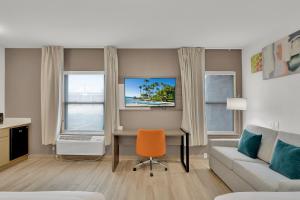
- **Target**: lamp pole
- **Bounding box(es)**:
[227,98,247,135]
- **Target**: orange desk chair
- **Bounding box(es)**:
[133,129,167,177]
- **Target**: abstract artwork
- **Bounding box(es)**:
[263,30,300,80]
[251,52,262,73]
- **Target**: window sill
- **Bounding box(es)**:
[208,133,240,139]
[207,131,237,135]
[61,131,104,136]
[207,133,237,136]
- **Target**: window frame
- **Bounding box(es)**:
[62,71,105,135]
[204,71,237,136]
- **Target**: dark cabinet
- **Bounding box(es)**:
[10,126,28,160]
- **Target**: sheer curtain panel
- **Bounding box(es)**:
[104,46,120,145]
[178,47,207,146]
[41,46,64,145]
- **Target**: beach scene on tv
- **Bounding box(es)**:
[125,78,176,107]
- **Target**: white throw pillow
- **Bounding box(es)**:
[245,125,278,163]
[277,131,300,147]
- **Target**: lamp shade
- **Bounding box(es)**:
[227,98,247,111]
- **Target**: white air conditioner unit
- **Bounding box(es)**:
[56,135,105,156]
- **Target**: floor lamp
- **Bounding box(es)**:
[227,98,247,134]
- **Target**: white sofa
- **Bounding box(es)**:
[208,125,300,192]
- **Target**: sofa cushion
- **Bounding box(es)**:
[238,129,262,158]
[246,125,278,163]
[210,146,264,170]
[233,160,289,191]
[270,139,300,179]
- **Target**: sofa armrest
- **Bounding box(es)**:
[208,139,239,148]
[278,180,300,191]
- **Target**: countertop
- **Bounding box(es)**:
[0,118,32,129]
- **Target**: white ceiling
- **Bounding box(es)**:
[0,0,300,48]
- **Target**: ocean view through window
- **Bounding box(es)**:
[64,72,104,134]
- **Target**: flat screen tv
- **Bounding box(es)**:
[124,78,176,107]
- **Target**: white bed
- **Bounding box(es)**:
[215,192,300,200]
[0,191,105,200]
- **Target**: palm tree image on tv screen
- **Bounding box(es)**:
[125,78,176,107]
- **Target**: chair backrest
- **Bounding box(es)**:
[136,129,166,157]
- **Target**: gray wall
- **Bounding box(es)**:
[206,49,242,97]
[64,48,104,71]
[5,48,52,154]
[118,49,182,130]
[5,48,241,154]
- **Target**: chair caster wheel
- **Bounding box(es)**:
[165,168,168,171]
[133,168,136,171]
[150,172,153,177]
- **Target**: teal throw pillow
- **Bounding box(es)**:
[238,129,262,158]
[270,139,300,179]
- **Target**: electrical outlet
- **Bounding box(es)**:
[52,145,56,152]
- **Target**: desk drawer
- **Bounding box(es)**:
[119,136,181,145]
[0,129,9,138]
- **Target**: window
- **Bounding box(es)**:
[64,72,104,134]
[205,71,235,134]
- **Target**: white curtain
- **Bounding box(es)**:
[178,47,207,146]
[104,46,120,145]
[41,46,64,145]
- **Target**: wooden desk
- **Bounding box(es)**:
[112,128,190,172]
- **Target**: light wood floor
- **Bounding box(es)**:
[0,156,230,200]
